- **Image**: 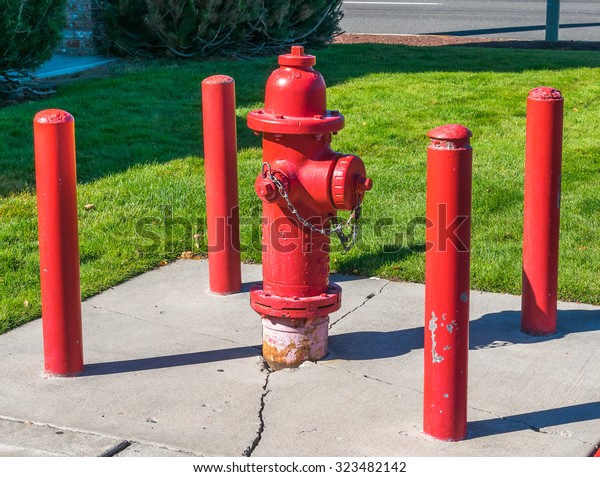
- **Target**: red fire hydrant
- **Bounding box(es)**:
[247,46,372,370]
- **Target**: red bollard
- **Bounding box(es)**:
[423,124,472,441]
[34,109,84,377]
[521,87,563,335]
[201,75,242,294]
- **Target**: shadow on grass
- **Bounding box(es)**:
[3,42,600,197]
[332,243,425,276]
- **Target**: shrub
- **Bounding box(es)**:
[100,0,344,58]
[0,0,66,76]
[0,0,66,102]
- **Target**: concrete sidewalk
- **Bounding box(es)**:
[34,54,116,79]
[0,259,598,457]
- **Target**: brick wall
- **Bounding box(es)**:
[61,0,99,55]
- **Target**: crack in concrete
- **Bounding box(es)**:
[361,374,393,385]
[468,405,599,449]
[316,361,426,393]
[329,281,391,329]
[242,362,271,457]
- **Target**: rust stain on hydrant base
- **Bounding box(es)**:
[261,316,328,370]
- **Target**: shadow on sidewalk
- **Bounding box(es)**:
[81,308,599,375]
[468,401,600,440]
[83,345,260,376]
[327,308,600,361]
[470,308,600,349]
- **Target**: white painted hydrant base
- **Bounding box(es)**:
[261,315,329,370]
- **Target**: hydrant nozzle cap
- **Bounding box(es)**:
[278,45,316,68]
[331,155,370,210]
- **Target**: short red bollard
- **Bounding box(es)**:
[201,75,242,294]
[34,109,84,377]
[423,124,472,441]
[521,87,563,335]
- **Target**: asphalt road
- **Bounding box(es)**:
[341,0,600,41]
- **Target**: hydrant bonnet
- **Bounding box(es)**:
[247,46,344,135]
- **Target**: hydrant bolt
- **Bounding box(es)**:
[255,176,278,202]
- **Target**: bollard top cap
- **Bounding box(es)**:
[34,109,74,124]
[202,75,234,85]
[428,124,472,149]
[528,86,563,101]
[428,124,472,141]
[278,45,316,68]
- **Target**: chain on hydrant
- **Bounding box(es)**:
[261,161,363,253]
[247,45,372,370]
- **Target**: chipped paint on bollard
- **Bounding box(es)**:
[423,124,472,441]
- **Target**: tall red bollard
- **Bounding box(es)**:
[423,124,472,441]
[521,87,563,335]
[34,109,84,377]
[201,75,242,294]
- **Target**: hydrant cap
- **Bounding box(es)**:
[331,155,370,210]
[278,45,316,68]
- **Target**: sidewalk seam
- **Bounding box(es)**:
[0,415,205,457]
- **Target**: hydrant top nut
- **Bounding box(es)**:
[278,45,316,68]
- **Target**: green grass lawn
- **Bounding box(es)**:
[1,44,599,334]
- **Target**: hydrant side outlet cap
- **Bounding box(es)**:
[331,155,368,210]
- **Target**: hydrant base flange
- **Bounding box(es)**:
[262,315,329,370]
[250,283,342,319]
[247,109,345,135]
